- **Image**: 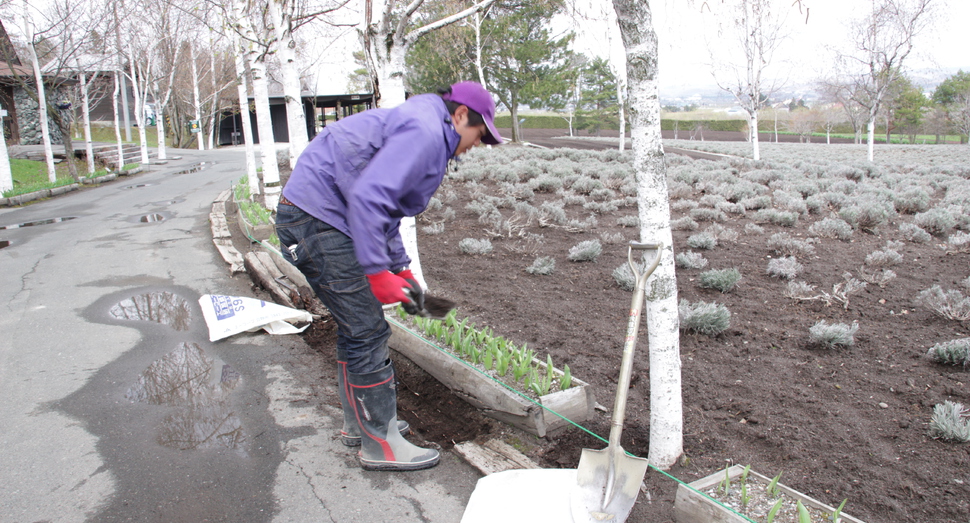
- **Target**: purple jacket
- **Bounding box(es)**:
[281,94,460,274]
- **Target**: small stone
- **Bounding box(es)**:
[878,402,889,409]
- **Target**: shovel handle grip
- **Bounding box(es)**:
[628,241,661,251]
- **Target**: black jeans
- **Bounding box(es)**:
[275,203,390,373]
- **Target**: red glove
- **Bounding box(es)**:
[366,270,413,304]
[395,269,424,315]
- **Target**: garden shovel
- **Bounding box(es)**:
[572,241,663,523]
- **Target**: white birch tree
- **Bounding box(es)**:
[836,0,932,161]
[21,1,56,182]
[111,71,124,170]
[611,0,682,470]
[231,0,281,210]
[190,41,205,150]
[231,31,259,196]
[127,47,151,164]
[360,0,498,108]
[266,0,308,168]
[0,109,12,193]
[704,0,794,161]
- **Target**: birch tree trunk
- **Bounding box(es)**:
[267,0,308,168]
[867,118,876,161]
[233,0,280,209]
[152,46,181,162]
[208,47,218,151]
[155,87,169,161]
[473,11,487,85]
[750,112,760,160]
[79,72,95,174]
[24,14,56,182]
[191,43,204,151]
[232,32,259,196]
[0,114,11,193]
[112,72,125,171]
[128,53,150,165]
[611,0,683,470]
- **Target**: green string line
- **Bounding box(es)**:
[386,317,758,523]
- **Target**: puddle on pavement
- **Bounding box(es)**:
[108,291,191,330]
[0,216,78,230]
[123,183,155,189]
[141,213,166,223]
[0,240,9,249]
[171,162,213,175]
[127,342,246,454]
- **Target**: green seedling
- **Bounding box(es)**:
[524,367,537,391]
[546,354,554,381]
[741,464,750,484]
[740,481,750,508]
[767,471,783,497]
[796,500,811,523]
[497,350,513,377]
[719,466,732,496]
[831,498,848,522]
[483,348,494,370]
[560,364,572,390]
[765,498,784,523]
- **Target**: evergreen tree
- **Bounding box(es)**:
[933,70,970,143]
[576,56,619,136]
[886,75,928,143]
[482,0,574,142]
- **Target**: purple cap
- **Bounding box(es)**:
[443,81,503,145]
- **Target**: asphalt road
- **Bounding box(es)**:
[0,147,479,523]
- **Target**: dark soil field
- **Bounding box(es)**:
[289,134,970,523]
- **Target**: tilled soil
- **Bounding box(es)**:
[290,137,970,523]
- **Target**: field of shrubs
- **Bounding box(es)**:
[414,140,970,522]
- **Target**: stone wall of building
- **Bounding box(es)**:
[14,86,64,146]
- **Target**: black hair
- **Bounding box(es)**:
[438,86,486,126]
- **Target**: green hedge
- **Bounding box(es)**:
[663,119,748,132]
[494,115,899,137]
[496,115,748,132]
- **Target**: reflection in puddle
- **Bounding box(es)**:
[123,184,155,189]
[140,213,166,222]
[0,216,78,230]
[109,291,191,330]
[127,342,246,454]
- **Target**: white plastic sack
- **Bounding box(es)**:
[198,294,312,342]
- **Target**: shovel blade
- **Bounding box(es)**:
[571,447,649,522]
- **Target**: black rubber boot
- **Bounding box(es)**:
[346,362,440,471]
[337,360,410,446]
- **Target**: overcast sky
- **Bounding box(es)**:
[573,0,970,97]
[315,0,967,97]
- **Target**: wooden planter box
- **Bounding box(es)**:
[235,204,275,242]
[386,318,595,438]
[674,464,865,523]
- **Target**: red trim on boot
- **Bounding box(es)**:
[345,364,395,461]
